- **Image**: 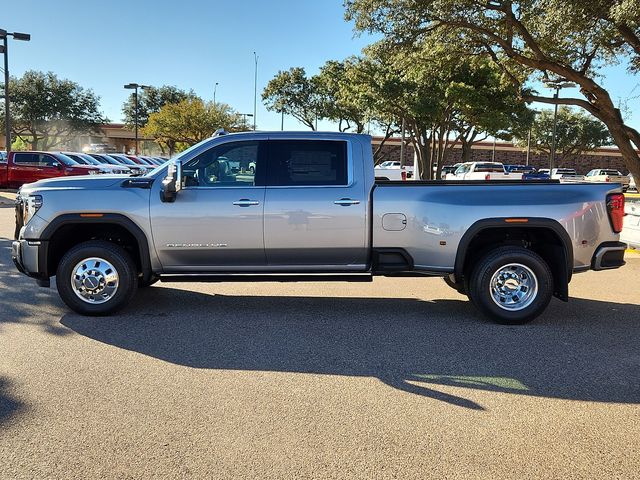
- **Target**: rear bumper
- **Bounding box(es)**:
[591,241,627,271]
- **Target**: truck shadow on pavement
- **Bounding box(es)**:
[0,377,23,428]
[60,286,640,411]
[0,238,69,337]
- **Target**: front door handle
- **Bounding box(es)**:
[334,198,360,206]
[233,199,260,207]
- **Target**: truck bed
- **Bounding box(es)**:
[372,181,616,273]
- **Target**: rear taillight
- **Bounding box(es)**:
[485,174,491,181]
[401,170,407,181]
[606,193,625,233]
[605,176,610,182]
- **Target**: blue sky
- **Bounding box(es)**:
[4,0,640,133]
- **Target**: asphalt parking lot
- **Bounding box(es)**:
[1,195,639,479]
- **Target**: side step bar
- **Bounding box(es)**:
[159,273,374,283]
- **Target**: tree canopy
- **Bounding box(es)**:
[262,67,322,130]
[122,85,196,128]
[345,0,640,179]
[516,107,612,164]
[141,99,249,154]
[1,70,106,150]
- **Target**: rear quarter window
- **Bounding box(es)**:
[13,153,38,164]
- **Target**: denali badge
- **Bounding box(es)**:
[166,243,228,248]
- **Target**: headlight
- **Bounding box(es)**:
[22,194,43,225]
[88,170,98,175]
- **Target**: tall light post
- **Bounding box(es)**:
[544,80,576,170]
[525,110,541,166]
[124,82,150,155]
[213,82,219,105]
[241,113,253,128]
[0,29,31,153]
[253,52,258,131]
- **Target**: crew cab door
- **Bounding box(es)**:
[150,140,267,271]
[263,138,367,269]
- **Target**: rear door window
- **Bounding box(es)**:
[267,140,348,186]
[13,153,38,165]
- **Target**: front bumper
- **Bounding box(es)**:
[591,241,627,271]
[12,239,50,287]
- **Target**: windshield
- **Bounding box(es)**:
[474,163,505,173]
[110,155,138,166]
[78,154,101,165]
[54,152,80,166]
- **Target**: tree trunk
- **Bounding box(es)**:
[461,139,472,163]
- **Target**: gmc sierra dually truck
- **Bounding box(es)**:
[12,132,627,324]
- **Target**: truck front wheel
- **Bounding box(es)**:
[468,246,553,325]
[56,240,138,316]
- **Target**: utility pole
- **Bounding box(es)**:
[545,80,576,170]
[400,117,406,167]
[253,52,258,131]
[124,83,151,155]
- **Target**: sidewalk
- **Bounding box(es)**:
[0,191,16,206]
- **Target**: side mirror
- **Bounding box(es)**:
[160,160,183,203]
[51,161,62,169]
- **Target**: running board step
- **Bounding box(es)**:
[159,274,373,283]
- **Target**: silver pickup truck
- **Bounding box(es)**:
[12,131,627,324]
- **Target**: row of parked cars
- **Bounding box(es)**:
[440,161,636,191]
[0,150,167,189]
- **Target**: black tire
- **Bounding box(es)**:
[443,274,466,295]
[56,240,138,316]
[468,246,553,325]
[138,275,160,288]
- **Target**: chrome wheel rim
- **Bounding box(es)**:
[71,257,119,304]
[489,263,538,311]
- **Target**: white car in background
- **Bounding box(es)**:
[449,162,512,181]
[622,196,640,249]
[376,160,414,178]
[584,169,630,191]
[550,168,585,182]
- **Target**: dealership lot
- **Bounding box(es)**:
[0,200,639,478]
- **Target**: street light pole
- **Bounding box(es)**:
[241,113,253,128]
[0,29,31,154]
[124,83,150,155]
[213,82,218,105]
[2,36,8,154]
[550,88,560,171]
[253,52,258,131]
[545,80,576,170]
[281,110,284,131]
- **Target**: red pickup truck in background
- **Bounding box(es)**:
[0,151,102,189]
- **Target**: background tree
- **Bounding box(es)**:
[142,99,248,155]
[262,67,323,130]
[515,107,612,165]
[345,0,640,179]
[122,85,196,128]
[0,70,106,150]
[315,59,369,133]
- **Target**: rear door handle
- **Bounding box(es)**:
[334,198,360,206]
[233,199,260,207]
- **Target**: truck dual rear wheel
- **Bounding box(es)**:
[56,240,138,316]
[468,246,553,325]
